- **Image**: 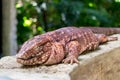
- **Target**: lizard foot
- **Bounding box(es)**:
[62,56,79,64]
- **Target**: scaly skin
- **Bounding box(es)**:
[81,27,120,35]
[16,27,120,65]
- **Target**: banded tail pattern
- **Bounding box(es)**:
[81,27,120,35]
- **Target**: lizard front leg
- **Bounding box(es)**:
[63,41,82,64]
[44,42,65,65]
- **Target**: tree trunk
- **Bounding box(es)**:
[2,0,17,56]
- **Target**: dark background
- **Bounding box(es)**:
[0,0,2,56]
[16,0,120,45]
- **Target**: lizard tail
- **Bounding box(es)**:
[81,27,120,35]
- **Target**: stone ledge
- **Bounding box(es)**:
[0,34,120,80]
[70,47,120,80]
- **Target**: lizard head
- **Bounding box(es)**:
[16,34,52,65]
[16,34,65,65]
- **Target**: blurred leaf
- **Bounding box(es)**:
[37,26,46,34]
[16,0,120,45]
[23,17,32,27]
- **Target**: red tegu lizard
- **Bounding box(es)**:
[16,27,120,65]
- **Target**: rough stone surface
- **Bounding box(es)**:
[71,47,120,80]
[0,34,120,80]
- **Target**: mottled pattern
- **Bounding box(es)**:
[82,27,120,35]
[16,27,120,65]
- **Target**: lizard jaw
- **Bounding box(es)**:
[16,51,50,65]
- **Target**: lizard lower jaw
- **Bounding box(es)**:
[16,53,49,65]
[17,56,45,65]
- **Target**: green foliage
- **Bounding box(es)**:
[16,0,120,45]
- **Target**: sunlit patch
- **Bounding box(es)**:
[115,0,120,2]
[92,16,97,20]
[16,4,22,8]
[16,0,23,8]
[41,3,47,10]
[31,1,37,6]
[37,26,46,33]
[88,2,94,7]
[23,17,32,27]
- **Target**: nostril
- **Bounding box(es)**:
[16,52,29,59]
[16,53,23,58]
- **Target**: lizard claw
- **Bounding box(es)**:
[62,56,79,64]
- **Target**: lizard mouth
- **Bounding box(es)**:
[17,54,40,60]
[17,51,50,65]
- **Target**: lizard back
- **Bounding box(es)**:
[46,27,99,52]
